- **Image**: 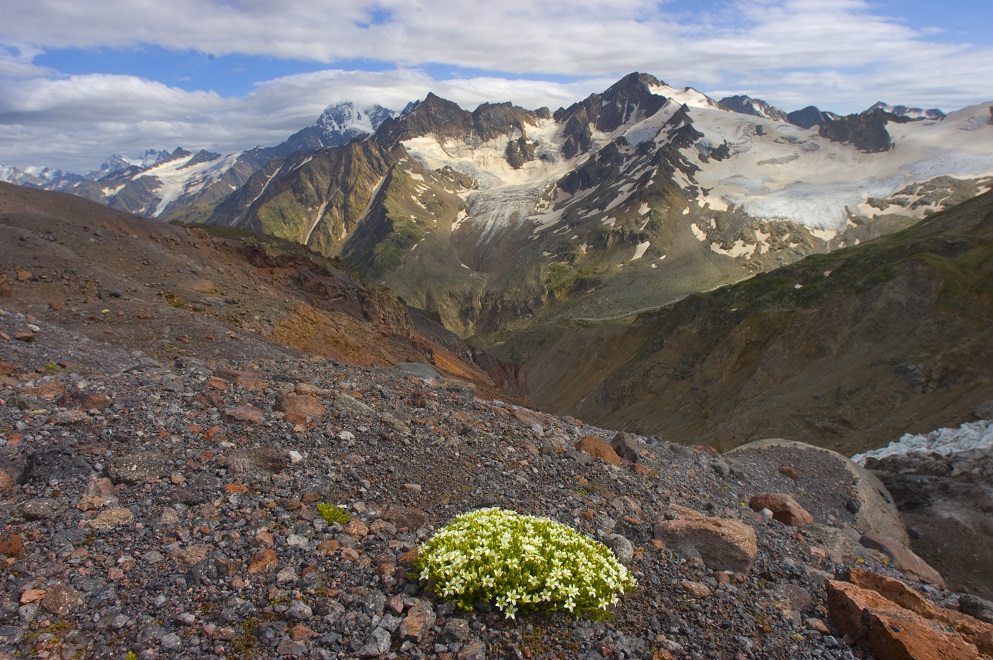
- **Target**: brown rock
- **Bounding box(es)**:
[317,540,340,555]
[222,405,265,424]
[41,583,84,615]
[654,513,758,573]
[20,589,46,604]
[859,531,946,588]
[14,331,35,342]
[83,507,135,530]
[681,580,713,599]
[400,604,436,642]
[384,506,428,531]
[247,548,278,575]
[0,533,23,558]
[827,568,993,659]
[778,465,799,480]
[171,544,211,567]
[575,435,622,465]
[0,470,14,492]
[748,493,814,526]
[277,394,327,425]
[343,519,369,539]
[16,270,31,282]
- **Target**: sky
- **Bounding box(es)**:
[2,0,992,173]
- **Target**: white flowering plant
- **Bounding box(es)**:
[415,507,636,619]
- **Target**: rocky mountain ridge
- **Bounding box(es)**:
[190,73,993,346]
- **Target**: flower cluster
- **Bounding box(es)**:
[415,507,636,619]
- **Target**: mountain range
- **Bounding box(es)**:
[3,72,992,451]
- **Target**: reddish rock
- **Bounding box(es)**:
[213,366,267,390]
[748,493,814,526]
[859,531,946,588]
[654,512,758,573]
[247,548,278,575]
[778,465,799,480]
[343,519,369,539]
[20,589,46,604]
[827,568,993,659]
[0,470,14,492]
[400,604,436,642]
[0,533,22,558]
[222,405,265,424]
[575,435,622,465]
[277,394,327,425]
[317,540,340,555]
[16,270,31,282]
[14,331,36,342]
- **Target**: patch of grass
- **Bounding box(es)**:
[316,503,350,525]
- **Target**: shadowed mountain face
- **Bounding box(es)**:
[0,182,526,402]
[496,190,993,456]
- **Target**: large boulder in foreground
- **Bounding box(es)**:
[725,439,908,546]
[654,509,758,573]
[826,568,993,659]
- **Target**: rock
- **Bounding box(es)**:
[681,580,713,599]
[83,507,135,530]
[726,439,910,546]
[654,512,758,573]
[41,583,84,615]
[343,519,369,539]
[19,497,67,520]
[400,602,435,642]
[223,405,266,424]
[603,533,634,564]
[287,600,313,620]
[960,594,993,625]
[827,568,993,659]
[107,452,169,484]
[778,465,799,480]
[859,531,946,588]
[277,394,327,425]
[0,534,23,558]
[442,618,471,643]
[276,638,308,656]
[335,394,373,416]
[247,549,279,575]
[575,435,621,465]
[748,493,814,526]
[0,470,13,492]
[383,506,428,530]
[223,448,287,478]
[611,431,642,463]
[356,627,391,657]
[459,638,487,660]
[18,447,93,485]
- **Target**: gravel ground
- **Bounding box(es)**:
[0,307,938,659]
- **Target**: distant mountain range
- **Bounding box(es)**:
[0,102,397,218]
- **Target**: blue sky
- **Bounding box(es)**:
[2,0,992,172]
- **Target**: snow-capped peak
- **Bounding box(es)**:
[650,83,720,109]
[868,101,944,121]
[316,102,397,139]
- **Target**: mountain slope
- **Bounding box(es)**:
[0,182,525,400]
[501,190,993,456]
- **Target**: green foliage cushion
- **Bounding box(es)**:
[415,507,636,619]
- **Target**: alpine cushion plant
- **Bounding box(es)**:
[415,507,636,619]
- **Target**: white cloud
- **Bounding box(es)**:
[1,0,992,171]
